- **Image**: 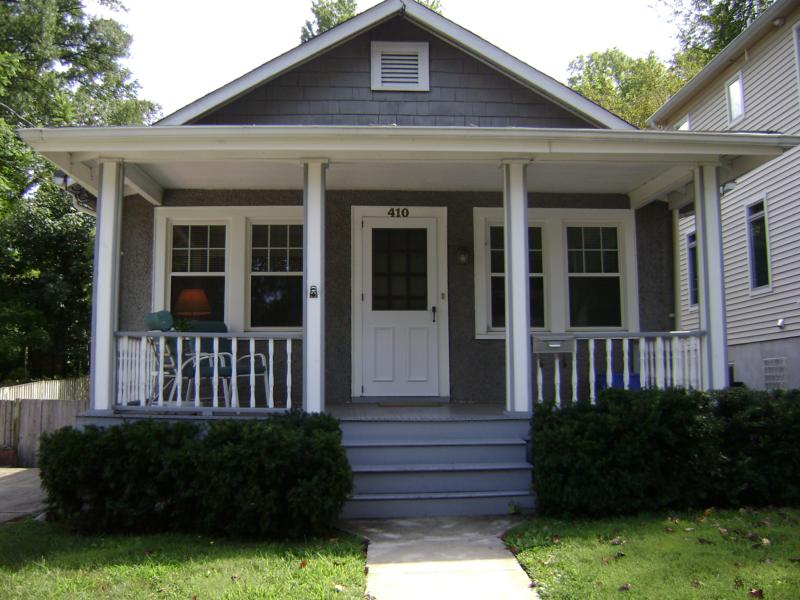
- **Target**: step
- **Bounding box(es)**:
[340,418,530,441]
[351,462,533,494]
[341,490,536,519]
[344,438,528,465]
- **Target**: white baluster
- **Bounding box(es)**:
[623,338,630,390]
[231,336,238,408]
[213,336,220,408]
[536,357,543,404]
[117,337,125,406]
[656,337,666,389]
[194,336,201,407]
[138,336,147,405]
[176,336,183,407]
[673,338,682,388]
[249,338,256,408]
[158,336,166,406]
[554,355,562,406]
[588,338,596,404]
[606,338,613,391]
[268,339,275,409]
[286,339,292,409]
[639,337,647,388]
[571,348,578,404]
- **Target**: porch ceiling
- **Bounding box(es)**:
[18,125,800,206]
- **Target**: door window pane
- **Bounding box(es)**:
[372,228,428,311]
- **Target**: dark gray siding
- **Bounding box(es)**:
[194,17,593,128]
[117,190,669,406]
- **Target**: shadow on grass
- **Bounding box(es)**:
[0,518,363,573]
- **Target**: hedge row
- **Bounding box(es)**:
[532,388,800,517]
[38,413,353,537]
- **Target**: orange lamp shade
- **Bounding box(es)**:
[174,288,212,318]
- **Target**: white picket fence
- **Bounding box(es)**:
[0,377,89,402]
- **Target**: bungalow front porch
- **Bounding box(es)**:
[19,126,797,417]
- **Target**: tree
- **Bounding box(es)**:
[664,0,775,63]
[568,49,687,128]
[416,0,444,13]
[300,0,357,42]
[0,0,158,383]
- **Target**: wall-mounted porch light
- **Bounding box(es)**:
[455,247,470,265]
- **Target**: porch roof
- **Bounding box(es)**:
[18,125,800,208]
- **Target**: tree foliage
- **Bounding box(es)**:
[300,0,358,42]
[0,1,158,383]
[568,49,688,128]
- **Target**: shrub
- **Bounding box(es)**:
[532,388,800,517]
[39,413,352,537]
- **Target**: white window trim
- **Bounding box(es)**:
[473,207,639,339]
[685,228,699,311]
[744,195,772,295]
[153,206,303,333]
[675,114,691,131]
[370,41,430,92]
[726,71,746,126]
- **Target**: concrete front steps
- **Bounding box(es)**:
[339,415,535,518]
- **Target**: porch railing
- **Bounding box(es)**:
[114,332,302,411]
[532,331,704,406]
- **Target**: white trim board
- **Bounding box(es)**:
[155,0,631,129]
[350,205,450,398]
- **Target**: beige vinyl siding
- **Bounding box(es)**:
[668,9,800,133]
[677,213,700,331]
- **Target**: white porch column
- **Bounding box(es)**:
[303,160,328,413]
[693,165,729,389]
[89,160,124,411]
[502,161,533,413]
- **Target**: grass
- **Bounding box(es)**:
[505,507,800,599]
[0,519,367,599]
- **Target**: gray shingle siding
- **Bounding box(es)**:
[193,17,593,128]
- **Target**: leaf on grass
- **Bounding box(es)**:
[684,527,695,532]
[761,538,771,546]
[334,584,344,593]
[615,551,626,559]
[618,583,631,591]
[552,535,561,544]
[664,527,675,533]
[718,527,729,535]
[602,557,610,565]
[529,580,542,588]
[748,588,764,598]
[364,566,369,575]
[703,508,715,517]
[697,538,714,545]
[230,575,240,582]
[747,532,761,542]
[691,580,703,588]
[610,537,625,545]
[299,559,308,569]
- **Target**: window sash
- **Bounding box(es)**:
[727,75,744,122]
[747,204,770,289]
[687,232,699,306]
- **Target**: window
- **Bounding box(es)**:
[726,73,745,124]
[487,226,545,328]
[746,200,770,289]
[250,224,303,327]
[169,224,226,322]
[675,115,691,131]
[566,226,622,328]
[687,232,699,307]
[371,42,430,91]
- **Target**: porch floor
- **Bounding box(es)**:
[327,402,519,421]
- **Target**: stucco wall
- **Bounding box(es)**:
[117,190,673,404]
[193,17,592,129]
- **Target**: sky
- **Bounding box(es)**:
[97,0,680,118]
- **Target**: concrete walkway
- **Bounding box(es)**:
[345,517,537,600]
[0,468,44,523]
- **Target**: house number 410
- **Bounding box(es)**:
[387,208,410,218]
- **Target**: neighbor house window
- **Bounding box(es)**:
[687,232,699,307]
[727,73,745,124]
[566,226,622,328]
[250,224,303,327]
[169,224,226,322]
[371,42,430,91]
[487,225,545,329]
[746,200,770,289]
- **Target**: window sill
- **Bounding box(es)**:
[748,285,773,297]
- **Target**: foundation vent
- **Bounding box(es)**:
[763,357,786,390]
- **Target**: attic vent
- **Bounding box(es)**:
[371,42,429,91]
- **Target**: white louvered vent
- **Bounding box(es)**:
[371,42,429,91]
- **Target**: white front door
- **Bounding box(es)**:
[360,217,441,396]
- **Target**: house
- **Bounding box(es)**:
[18,0,797,517]
[649,0,800,390]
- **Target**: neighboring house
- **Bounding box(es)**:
[19,0,796,517]
[649,0,800,390]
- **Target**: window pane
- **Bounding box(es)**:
[529,227,542,250]
[585,250,602,273]
[490,249,504,273]
[252,249,268,272]
[490,226,504,250]
[189,249,208,272]
[172,225,190,248]
[583,227,601,249]
[288,249,303,272]
[568,250,583,273]
[602,227,617,249]
[270,225,288,247]
[602,250,618,273]
[728,77,743,120]
[289,225,303,247]
[372,228,427,311]
[688,238,699,306]
[490,275,505,328]
[567,227,582,250]
[171,276,225,322]
[569,277,622,327]
[529,250,543,274]
[172,249,189,272]
[209,225,226,248]
[190,226,208,248]
[530,276,544,328]
[749,215,769,288]
[208,249,225,272]
[250,276,303,327]
[252,225,268,247]
[270,248,289,272]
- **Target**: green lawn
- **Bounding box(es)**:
[506,508,800,599]
[0,520,366,599]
